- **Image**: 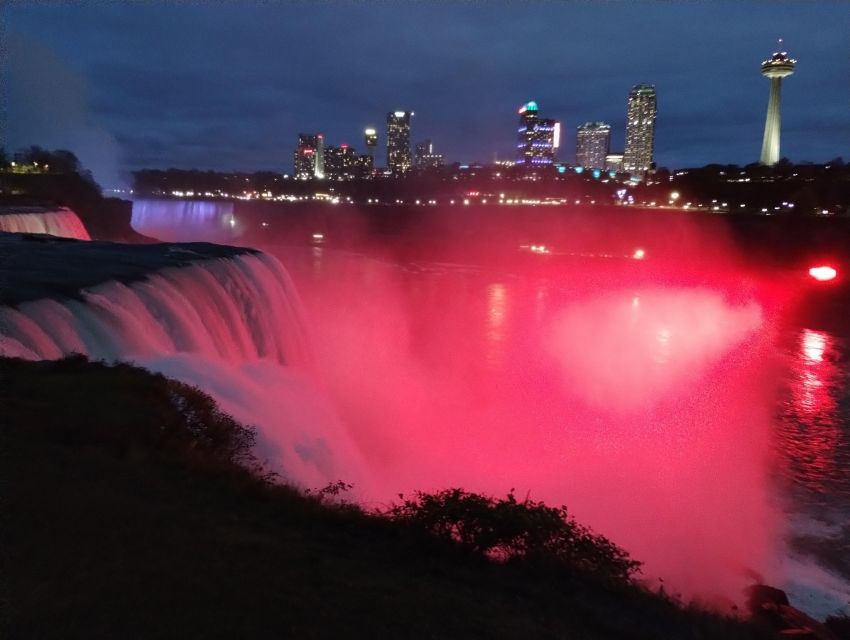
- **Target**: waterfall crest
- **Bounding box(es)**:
[0,208,91,240]
[0,250,365,489]
[0,251,308,365]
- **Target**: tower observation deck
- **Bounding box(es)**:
[759,40,796,166]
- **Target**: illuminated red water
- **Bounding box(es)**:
[272,247,777,600]
[778,328,850,513]
[129,199,850,612]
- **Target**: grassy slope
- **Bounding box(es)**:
[2,358,768,639]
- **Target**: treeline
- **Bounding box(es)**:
[0,145,94,178]
[665,159,850,215]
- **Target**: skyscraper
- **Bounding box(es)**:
[759,41,796,166]
[364,128,377,160]
[623,85,657,176]
[294,133,325,179]
[323,144,359,180]
[576,122,611,169]
[386,111,413,173]
[516,101,560,169]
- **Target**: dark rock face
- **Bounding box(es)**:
[746,584,790,610]
[747,585,839,640]
[0,171,152,242]
[77,197,154,243]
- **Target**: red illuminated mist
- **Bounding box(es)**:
[131,200,795,606]
[294,257,781,605]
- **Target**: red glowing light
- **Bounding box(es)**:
[808,266,837,282]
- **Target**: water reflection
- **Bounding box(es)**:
[779,328,850,507]
[802,329,826,364]
[485,282,508,367]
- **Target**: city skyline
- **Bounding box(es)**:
[4,2,848,187]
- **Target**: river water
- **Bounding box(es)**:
[131,199,850,615]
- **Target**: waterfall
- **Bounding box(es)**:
[0,208,91,240]
[131,199,235,242]
[0,250,366,489]
[0,252,306,363]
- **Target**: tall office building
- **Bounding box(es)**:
[576,122,611,169]
[294,133,325,179]
[323,144,357,180]
[759,41,796,166]
[415,139,444,169]
[623,85,657,176]
[516,101,560,168]
[386,111,413,173]
[364,128,378,160]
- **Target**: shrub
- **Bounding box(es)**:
[164,379,257,467]
[385,488,640,583]
[3,356,259,472]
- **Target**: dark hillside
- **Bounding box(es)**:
[1,357,770,639]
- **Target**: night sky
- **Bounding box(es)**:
[4,1,849,187]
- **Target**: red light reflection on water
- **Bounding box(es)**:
[802,330,826,364]
[780,329,847,496]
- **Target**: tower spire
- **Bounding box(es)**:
[759,42,796,166]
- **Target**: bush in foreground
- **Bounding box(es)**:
[385,487,640,583]
[3,354,259,471]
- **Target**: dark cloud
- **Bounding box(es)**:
[5,1,848,181]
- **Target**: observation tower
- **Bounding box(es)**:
[759,40,796,166]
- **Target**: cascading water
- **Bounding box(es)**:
[0,249,366,489]
[0,207,91,240]
[131,199,236,242]
[12,199,850,615]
